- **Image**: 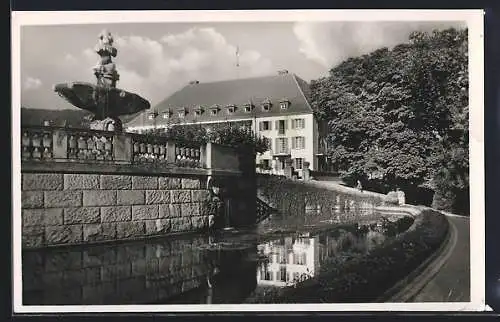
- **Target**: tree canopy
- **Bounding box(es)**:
[310,28,469,214]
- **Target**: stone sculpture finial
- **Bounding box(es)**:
[93,29,120,88]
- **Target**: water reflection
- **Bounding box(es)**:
[23,222,393,305]
[257,234,319,287]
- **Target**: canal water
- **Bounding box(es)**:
[22,219,409,305]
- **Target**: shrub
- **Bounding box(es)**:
[141,123,270,153]
[244,209,449,303]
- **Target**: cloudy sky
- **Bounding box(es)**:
[20,20,466,111]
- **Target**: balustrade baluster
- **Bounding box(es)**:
[95,137,104,160]
[42,133,53,159]
[153,144,160,158]
[146,143,153,160]
[86,137,96,160]
[68,135,77,159]
[159,144,166,159]
[31,134,42,160]
[175,147,181,160]
[180,147,186,160]
[21,132,31,160]
[77,136,87,159]
[104,136,113,160]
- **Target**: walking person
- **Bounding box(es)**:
[356,180,363,192]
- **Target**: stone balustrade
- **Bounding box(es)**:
[21,126,206,169]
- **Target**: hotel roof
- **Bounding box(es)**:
[126,72,313,129]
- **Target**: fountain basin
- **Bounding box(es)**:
[53,81,150,118]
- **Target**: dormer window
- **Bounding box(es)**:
[162,111,171,119]
[210,105,220,116]
[226,104,236,114]
[244,102,254,113]
[194,106,204,116]
[147,111,158,120]
[177,107,187,118]
[262,99,272,112]
[279,99,290,110]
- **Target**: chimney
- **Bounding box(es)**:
[278,70,289,75]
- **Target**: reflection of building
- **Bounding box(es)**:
[125,71,329,172]
[256,235,319,287]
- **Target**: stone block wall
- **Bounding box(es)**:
[22,172,213,249]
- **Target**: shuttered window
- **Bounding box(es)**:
[292,136,305,149]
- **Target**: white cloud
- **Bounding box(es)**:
[293,21,467,69]
[76,27,274,106]
[23,76,42,90]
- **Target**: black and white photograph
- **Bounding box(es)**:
[11,10,485,312]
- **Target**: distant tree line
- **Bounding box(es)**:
[310,28,469,215]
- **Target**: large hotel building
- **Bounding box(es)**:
[125,71,328,174]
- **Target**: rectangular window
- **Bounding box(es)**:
[262,159,270,168]
[275,138,288,154]
[293,252,307,265]
[294,158,304,170]
[292,118,305,129]
[279,266,287,282]
[292,136,305,150]
[259,121,271,131]
[276,120,287,135]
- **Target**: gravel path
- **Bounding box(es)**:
[411,215,470,302]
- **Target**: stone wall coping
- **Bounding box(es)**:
[21,160,212,177]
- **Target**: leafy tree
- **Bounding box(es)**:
[311,28,469,214]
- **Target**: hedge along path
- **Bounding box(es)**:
[256,175,387,224]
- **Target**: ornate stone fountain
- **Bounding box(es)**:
[53,29,150,131]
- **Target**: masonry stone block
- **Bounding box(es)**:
[132,176,158,190]
[181,178,201,189]
[191,215,208,230]
[171,217,192,232]
[22,191,44,209]
[132,205,159,220]
[100,175,132,190]
[116,221,145,239]
[181,203,200,217]
[23,208,63,227]
[145,219,171,235]
[191,190,211,203]
[159,204,181,218]
[171,190,191,203]
[45,224,83,245]
[145,190,171,204]
[64,207,100,224]
[64,174,100,190]
[83,190,116,206]
[158,177,181,189]
[44,191,82,208]
[83,223,115,242]
[23,173,63,191]
[101,206,132,222]
[23,226,45,248]
[116,190,145,206]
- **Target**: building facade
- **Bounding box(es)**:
[125,71,327,174]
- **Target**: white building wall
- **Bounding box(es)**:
[254,113,317,171]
